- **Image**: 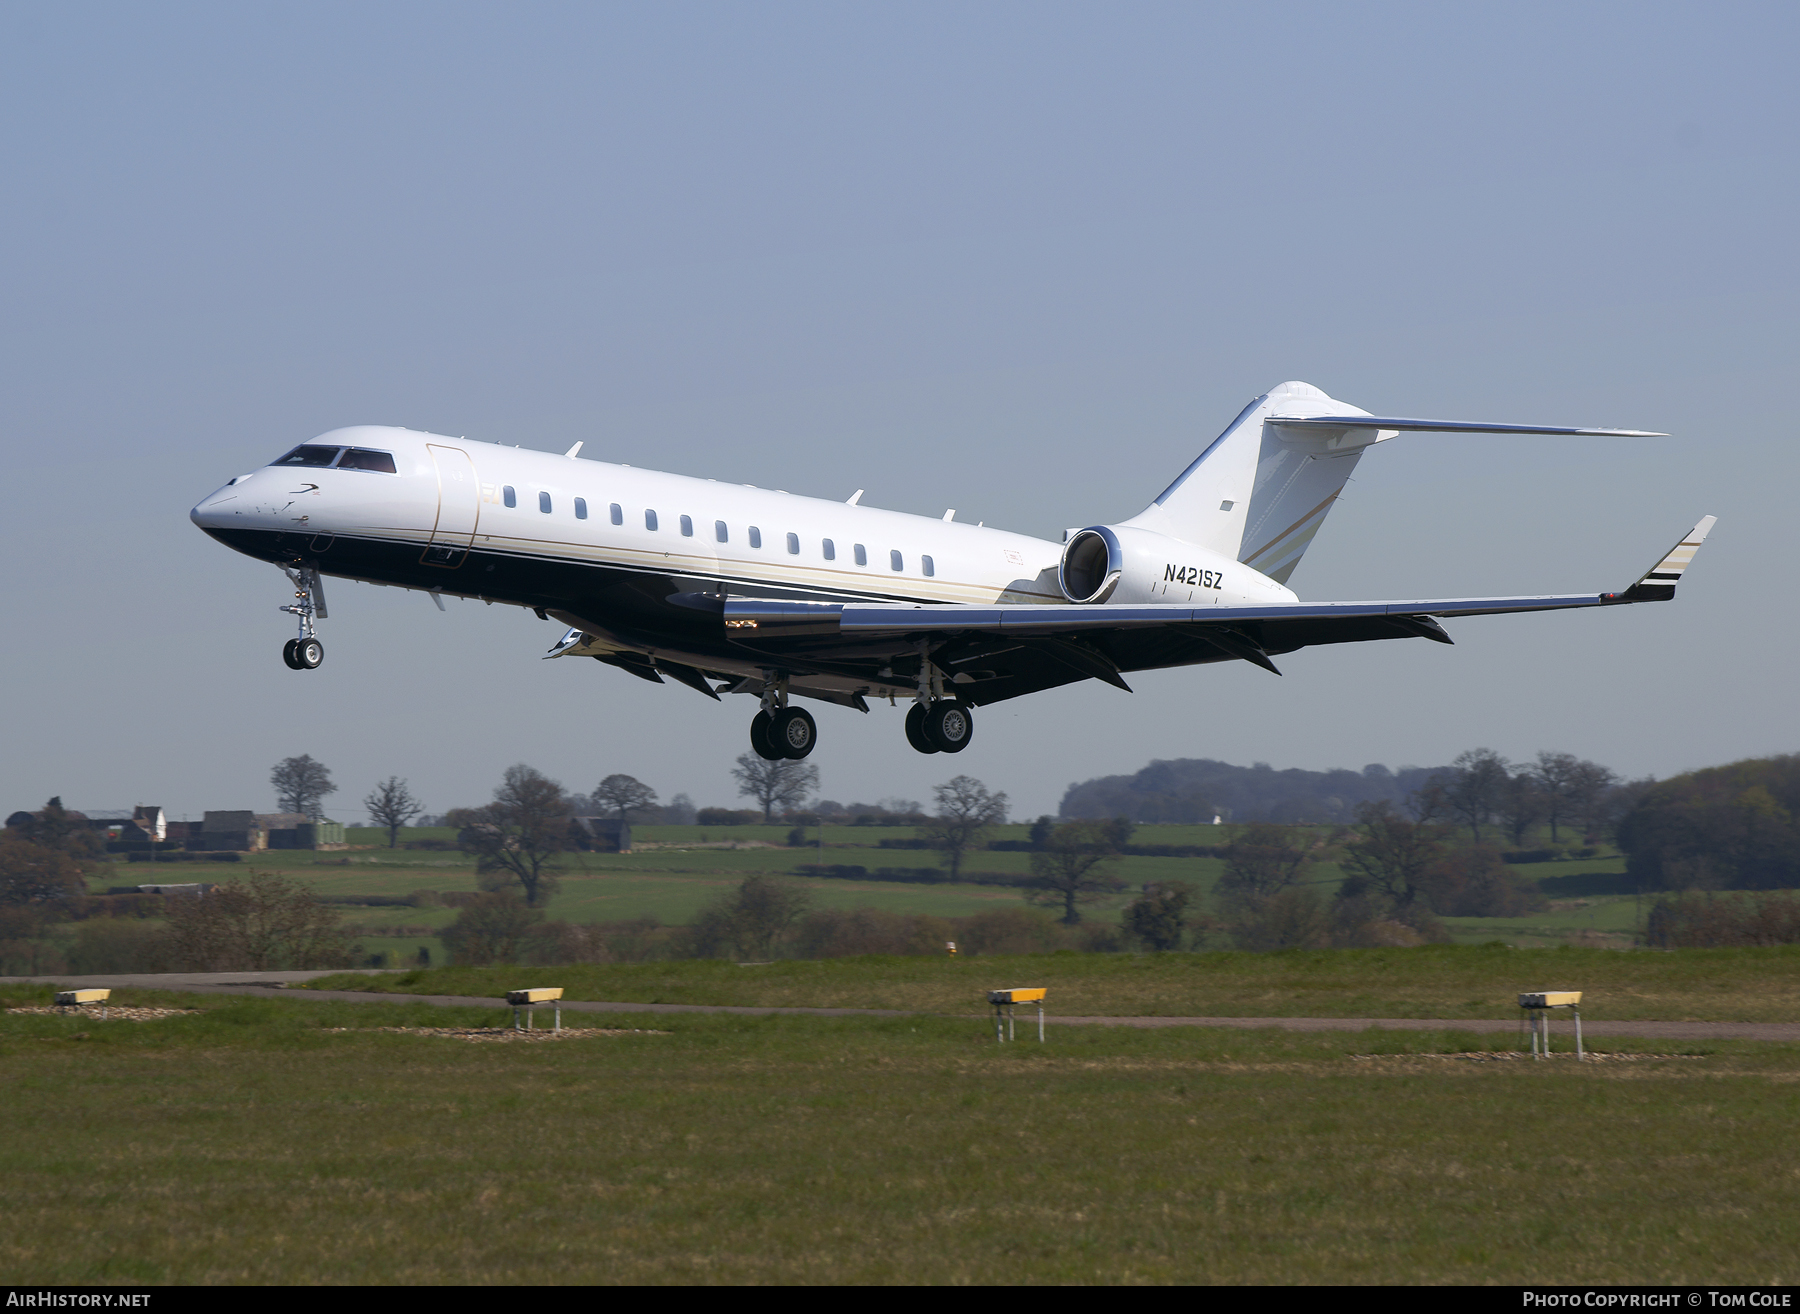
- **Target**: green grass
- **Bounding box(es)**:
[305,943,1800,1022]
[3,984,1796,1284]
[89,828,1660,957]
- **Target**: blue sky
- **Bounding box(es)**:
[3,2,1795,822]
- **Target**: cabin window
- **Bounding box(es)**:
[853,544,867,566]
[272,445,341,468]
[890,550,904,572]
[922,555,935,577]
[574,498,588,520]
[610,503,623,525]
[822,538,835,561]
[786,532,800,555]
[539,491,552,514]
[715,520,729,543]
[680,515,694,537]
[644,509,659,531]
[748,527,762,549]
[503,486,517,508]
[337,448,397,474]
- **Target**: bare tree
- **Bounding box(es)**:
[161,871,357,971]
[1496,769,1547,848]
[592,774,659,823]
[271,755,337,821]
[918,775,1009,882]
[1025,821,1126,925]
[455,764,572,906]
[731,754,819,823]
[1217,823,1309,898]
[1531,751,1583,842]
[1340,800,1449,915]
[1442,748,1510,843]
[363,777,424,848]
[1568,759,1622,842]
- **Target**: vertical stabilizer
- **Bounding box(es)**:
[1121,381,1394,585]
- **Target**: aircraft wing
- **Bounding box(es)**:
[706,516,1715,699]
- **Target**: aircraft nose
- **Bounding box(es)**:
[190,482,241,529]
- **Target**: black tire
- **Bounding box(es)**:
[925,701,973,753]
[772,706,817,759]
[296,637,324,669]
[282,639,302,670]
[904,703,940,754]
[749,711,783,760]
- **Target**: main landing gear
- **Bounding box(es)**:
[278,563,328,671]
[748,672,817,760]
[904,700,973,754]
[902,643,974,754]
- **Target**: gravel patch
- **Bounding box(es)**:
[7,1005,201,1021]
[322,1026,668,1043]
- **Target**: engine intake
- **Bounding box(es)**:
[1059,527,1123,604]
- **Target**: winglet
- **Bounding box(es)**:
[1605,516,1717,603]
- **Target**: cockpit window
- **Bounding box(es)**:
[273,445,341,468]
[337,448,397,474]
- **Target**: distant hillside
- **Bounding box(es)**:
[1058,758,1446,825]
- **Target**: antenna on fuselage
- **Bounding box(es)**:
[564,442,583,459]
[846,489,864,505]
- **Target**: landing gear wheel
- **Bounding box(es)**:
[282,639,303,670]
[749,711,783,760]
[295,637,324,670]
[904,703,941,754]
[771,706,817,759]
[925,701,973,753]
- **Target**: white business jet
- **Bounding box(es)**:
[191,380,1712,760]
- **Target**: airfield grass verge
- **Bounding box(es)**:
[304,943,1800,1022]
[2,985,1797,1284]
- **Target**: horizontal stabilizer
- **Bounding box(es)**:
[1267,415,1666,437]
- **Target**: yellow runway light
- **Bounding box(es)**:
[505,987,564,1031]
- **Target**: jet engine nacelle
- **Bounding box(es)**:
[1058,524,1269,605]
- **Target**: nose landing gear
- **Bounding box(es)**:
[278,564,328,671]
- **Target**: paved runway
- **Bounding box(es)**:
[8,971,1798,1041]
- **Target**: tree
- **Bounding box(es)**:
[592,774,659,822]
[161,871,358,971]
[1497,770,1546,848]
[271,754,336,821]
[1568,759,1622,842]
[363,777,424,848]
[12,798,104,862]
[1123,880,1195,951]
[1025,821,1126,925]
[1340,800,1449,916]
[1531,751,1583,842]
[0,832,87,907]
[731,754,819,823]
[686,876,813,959]
[455,764,572,906]
[440,892,544,965]
[1217,823,1309,899]
[919,775,1009,882]
[1442,748,1510,843]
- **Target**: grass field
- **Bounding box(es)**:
[4,982,1796,1285]
[305,943,1800,1022]
[89,824,1643,960]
